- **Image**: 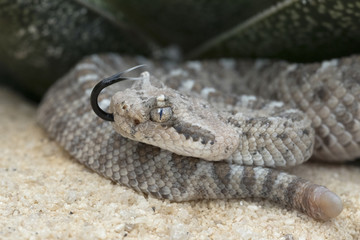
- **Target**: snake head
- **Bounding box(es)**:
[110,73,240,161]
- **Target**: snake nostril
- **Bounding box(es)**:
[134,119,140,125]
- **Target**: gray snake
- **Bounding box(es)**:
[38,54,360,221]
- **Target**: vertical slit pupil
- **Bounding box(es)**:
[159,108,163,120]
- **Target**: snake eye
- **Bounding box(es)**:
[150,107,172,122]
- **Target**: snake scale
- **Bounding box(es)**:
[37,54,360,221]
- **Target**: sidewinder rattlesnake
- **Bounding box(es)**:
[38,54,360,221]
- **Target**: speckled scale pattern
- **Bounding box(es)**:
[37,54,345,220]
[163,56,360,162]
[235,57,360,162]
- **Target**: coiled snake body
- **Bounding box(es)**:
[38,54,360,221]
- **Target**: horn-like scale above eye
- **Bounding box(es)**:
[150,107,173,122]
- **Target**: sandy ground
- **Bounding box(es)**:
[0,86,359,240]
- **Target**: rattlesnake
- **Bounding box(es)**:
[38,54,360,221]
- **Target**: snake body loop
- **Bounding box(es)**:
[37,53,360,221]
